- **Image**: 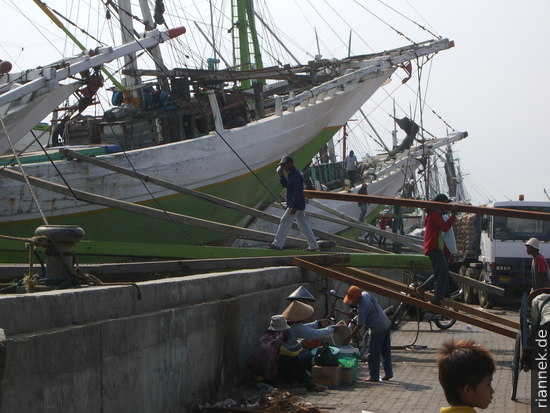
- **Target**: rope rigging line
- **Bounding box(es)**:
[320,0,377,55]
[45,2,106,46]
[305,0,352,53]
[405,0,441,39]
[100,117,207,247]
[6,0,64,58]
[352,0,416,45]
[213,129,286,208]
[376,0,440,40]
[0,118,49,225]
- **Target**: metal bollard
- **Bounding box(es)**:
[34,225,85,280]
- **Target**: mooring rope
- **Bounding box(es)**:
[0,233,141,298]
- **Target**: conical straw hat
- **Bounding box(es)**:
[282,300,314,322]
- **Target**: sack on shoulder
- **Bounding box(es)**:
[314,344,339,367]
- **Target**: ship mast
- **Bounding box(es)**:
[138,0,169,90]
[118,0,142,104]
[231,0,264,88]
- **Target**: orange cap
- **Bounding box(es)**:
[343,286,362,305]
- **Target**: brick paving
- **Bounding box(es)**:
[302,307,531,413]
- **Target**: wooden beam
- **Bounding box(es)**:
[304,190,550,221]
[299,200,423,252]
[293,258,517,338]
[342,253,431,269]
[339,266,517,330]
[59,149,375,252]
[340,264,505,296]
[0,168,310,247]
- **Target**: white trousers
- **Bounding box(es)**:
[272,208,319,249]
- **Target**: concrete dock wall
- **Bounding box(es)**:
[0,265,401,412]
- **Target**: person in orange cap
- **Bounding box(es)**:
[342,285,393,382]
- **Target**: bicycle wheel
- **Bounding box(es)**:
[353,328,370,361]
[511,333,521,401]
[390,303,408,330]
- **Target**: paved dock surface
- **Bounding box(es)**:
[302,308,530,413]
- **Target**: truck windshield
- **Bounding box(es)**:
[492,207,550,241]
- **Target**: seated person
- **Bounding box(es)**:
[529,287,550,326]
[279,301,334,391]
[249,315,290,385]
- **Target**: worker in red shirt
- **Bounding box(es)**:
[419,194,456,305]
[525,238,550,290]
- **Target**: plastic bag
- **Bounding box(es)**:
[314,343,340,367]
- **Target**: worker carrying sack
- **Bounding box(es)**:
[314,343,340,367]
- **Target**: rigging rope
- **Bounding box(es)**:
[0,118,49,225]
[352,0,416,45]
[376,0,440,40]
[0,232,142,297]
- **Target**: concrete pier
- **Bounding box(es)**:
[0,266,320,412]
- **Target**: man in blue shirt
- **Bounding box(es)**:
[270,155,319,251]
[343,285,393,382]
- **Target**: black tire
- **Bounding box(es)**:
[478,270,493,308]
[434,313,457,330]
[390,303,408,330]
[462,267,479,305]
[511,333,521,401]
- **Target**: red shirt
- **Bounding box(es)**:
[423,210,455,255]
[534,254,549,273]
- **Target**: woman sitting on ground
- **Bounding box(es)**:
[279,300,334,391]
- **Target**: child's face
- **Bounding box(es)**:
[463,374,494,409]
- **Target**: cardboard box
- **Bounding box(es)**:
[341,367,353,385]
[338,356,358,384]
[312,365,341,387]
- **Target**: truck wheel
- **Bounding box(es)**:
[463,267,479,304]
[478,270,493,308]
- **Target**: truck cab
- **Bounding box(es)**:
[477,201,550,306]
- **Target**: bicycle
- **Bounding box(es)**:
[390,271,457,331]
[320,287,370,360]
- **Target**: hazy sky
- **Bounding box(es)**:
[265,1,550,205]
[1,0,549,206]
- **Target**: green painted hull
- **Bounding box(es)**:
[0,128,340,263]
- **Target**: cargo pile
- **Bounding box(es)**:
[454,213,478,259]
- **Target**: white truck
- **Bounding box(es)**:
[451,200,550,308]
